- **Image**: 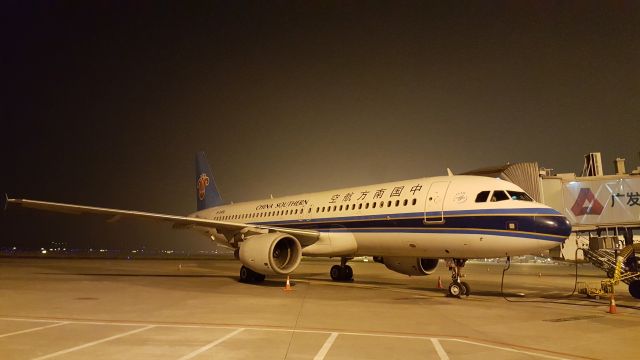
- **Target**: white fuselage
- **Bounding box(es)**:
[193,175,571,259]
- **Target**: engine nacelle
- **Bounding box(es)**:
[238,232,302,275]
[374,256,439,276]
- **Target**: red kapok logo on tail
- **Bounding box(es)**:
[197,174,210,201]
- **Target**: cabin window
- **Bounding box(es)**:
[403,199,408,206]
[358,203,362,210]
[372,202,377,208]
[380,201,384,208]
[475,191,490,202]
[365,203,369,209]
[322,206,325,212]
[412,198,417,205]
[333,205,337,211]
[387,200,392,207]
[507,191,533,202]
[395,200,400,207]
[490,190,510,202]
[351,204,356,210]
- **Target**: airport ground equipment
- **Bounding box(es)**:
[576,281,612,300]
[582,244,640,299]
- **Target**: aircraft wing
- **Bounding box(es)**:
[5,197,320,245]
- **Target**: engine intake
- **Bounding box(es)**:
[238,233,302,275]
[374,256,439,276]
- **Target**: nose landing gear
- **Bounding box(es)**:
[446,258,469,298]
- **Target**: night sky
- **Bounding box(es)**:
[2,2,639,251]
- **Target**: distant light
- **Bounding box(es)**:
[41,250,47,254]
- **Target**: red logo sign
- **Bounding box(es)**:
[571,188,604,216]
[197,174,210,201]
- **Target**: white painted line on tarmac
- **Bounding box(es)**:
[430,338,449,360]
[0,322,68,338]
[313,332,338,360]
[0,317,60,323]
[0,317,573,360]
[177,328,245,360]
[441,338,569,360]
[31,325,155,360]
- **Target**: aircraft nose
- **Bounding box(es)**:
[535,214,572,238]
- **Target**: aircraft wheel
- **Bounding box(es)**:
[240,266,252,283]
[240,266,264,283]
[461,281,471,297]
[629,280,640,299]
[344,265,353,280]
[448,282,462,298]
[330,265,344,281]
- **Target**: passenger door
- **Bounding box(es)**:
[424,181,450,223]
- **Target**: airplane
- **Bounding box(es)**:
[4,152,572,297]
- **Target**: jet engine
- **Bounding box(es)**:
[238,233,302,275]
[374,256,439,276]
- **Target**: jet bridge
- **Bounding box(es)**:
[464,153,640,298]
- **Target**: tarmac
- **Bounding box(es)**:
[0,257,638,359]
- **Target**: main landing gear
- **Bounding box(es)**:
[330,257,354,281]
[446,258,470,298]
[239,265,266,283]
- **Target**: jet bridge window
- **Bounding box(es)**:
[507,191,533,201]
[475,191,490,202]
[490,190,510,202]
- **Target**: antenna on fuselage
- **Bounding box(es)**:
[447,168,454,176]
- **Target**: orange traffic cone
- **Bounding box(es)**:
[283,276,294,291]
[608,294,617,314]
[437,276,443,289]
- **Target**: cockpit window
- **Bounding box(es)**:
[490,190,510,202]
[475,191,490,202]
[507,191,533,201]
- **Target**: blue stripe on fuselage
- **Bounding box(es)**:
[246,207,568,242]
[326,228,565,242]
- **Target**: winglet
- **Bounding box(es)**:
[447,168,454,176]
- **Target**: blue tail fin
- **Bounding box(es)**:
[195,152,223,210]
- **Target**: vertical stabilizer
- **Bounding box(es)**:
[195,152,223,210]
